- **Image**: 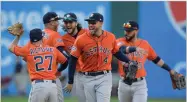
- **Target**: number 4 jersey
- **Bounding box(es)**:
[13,42,67,81]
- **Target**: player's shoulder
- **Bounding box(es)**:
[104,30,117,39]
[62,33,70,39]
[116,37,125,42]
[104,30,114,36]
[139,39,150,45]
[44,29,61,37]
[77,31,88,39]
[77,28,87,36]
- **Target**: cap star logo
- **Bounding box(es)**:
[90,14,94,17]
[66,14,70,18]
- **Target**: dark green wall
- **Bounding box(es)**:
[111,2,139,38]
[111,2,138,72]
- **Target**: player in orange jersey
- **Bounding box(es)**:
[8,28,67,102]
[59,13,87,102]
[116,21,176,102]
[22,12,68,102]
[64,13,137,102]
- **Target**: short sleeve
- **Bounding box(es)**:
[52,33,65,47]
[112,36,120,54]
[14,45,28,57]
[70,37,82,58]
[147,43,157,61]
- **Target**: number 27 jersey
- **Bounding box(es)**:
[13,43,67,81]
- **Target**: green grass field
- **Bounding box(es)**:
[1,96,186,102]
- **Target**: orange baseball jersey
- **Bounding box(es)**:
[70,30,119,72]
[13,43,67,81]
[43,28,64,47]
[62,29,87,71]
[116,38,157,78]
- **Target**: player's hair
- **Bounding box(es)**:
[77,22,82,32]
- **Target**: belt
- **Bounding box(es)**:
[123,77,144,85]
[79,70,110,76]
[33,80,56,84]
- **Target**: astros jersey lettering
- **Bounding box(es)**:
[116,38,157,78]
[70,30,119,72]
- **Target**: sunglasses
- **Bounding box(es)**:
[49,16,60,22]
[123,23,138,30]
[88,21,97,25]
[123,23,132,28]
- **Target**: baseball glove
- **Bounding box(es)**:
[124,61,138,80]
[7,22,24,36]
[170,71,186,90]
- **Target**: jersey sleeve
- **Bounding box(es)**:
[116,39,125,47]
[147,43,157,61]
[56,48,67,64]
[52,33,65,47]
[13,45,28,57]
[112,35,120,54]
[70,37,82,58]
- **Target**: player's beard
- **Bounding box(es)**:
[54,25,58,32]
[125,33,136,41]
[67,27,76,35]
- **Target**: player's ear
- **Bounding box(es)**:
[76,22,78,27]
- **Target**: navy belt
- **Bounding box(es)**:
[79,70,110,76]
[34,80,56,84]
[123,77,144,85]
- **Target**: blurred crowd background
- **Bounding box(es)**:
[1,1,186,102]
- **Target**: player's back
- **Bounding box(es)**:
[25,44,64,81]
[43,28,64,47]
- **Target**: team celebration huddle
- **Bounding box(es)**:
[7,11,185,102]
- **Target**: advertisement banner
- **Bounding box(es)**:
[139,1,186,98]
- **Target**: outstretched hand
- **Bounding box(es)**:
[63,84,73,93]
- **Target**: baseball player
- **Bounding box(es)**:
[59,13,87,102]
[8,28,67,102]
[64,13,137,102]
[23,12,68,102]
[116,21,182,102]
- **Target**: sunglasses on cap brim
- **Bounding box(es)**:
[50,16,62,21]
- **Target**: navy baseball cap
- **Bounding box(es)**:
[85,13,104,22]
[43,12,63,24]
[63,13,77,22]
[123,21,139,31]
[29,28,43,42]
